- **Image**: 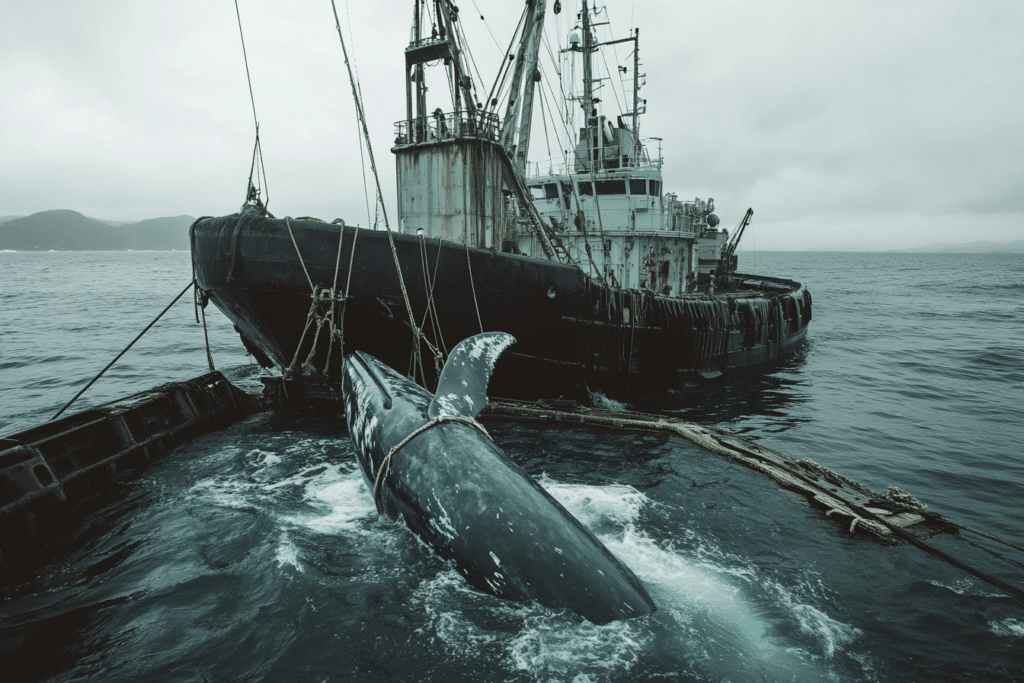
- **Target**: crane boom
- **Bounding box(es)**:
[721,208,754,276]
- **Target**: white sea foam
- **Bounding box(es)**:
[544,478,846,680]
[538,476,646,532]
[926,578,1006,598]
[247,448,282,468]
[284,465,377,534]
[186,477,253,510]
[789,599,862,658]
[413,567,648,680]
[275,531,304,572]
[507,607,647,678]
[990,618,1024,638]
[588,390,629,411]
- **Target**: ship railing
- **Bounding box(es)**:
[393,110,501,146]
[525,148,663,178]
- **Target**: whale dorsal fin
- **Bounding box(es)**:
[428,332,516,419]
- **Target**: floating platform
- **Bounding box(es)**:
[479,398,953,544]
[0,372,262,573]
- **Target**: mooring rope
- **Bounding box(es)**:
[53,281,196,420]
[416,235,448,384]
[372,415,492,514]
[282,216,352,379]
[199,296,215,372]
[285,217,315,292]
[465,242,484,333]
[336,219,359,386]
[320,221,348,377]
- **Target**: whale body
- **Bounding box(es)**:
[342,333,656,624]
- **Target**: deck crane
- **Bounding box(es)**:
[720,208,754,278]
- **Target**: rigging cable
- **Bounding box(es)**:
[342,0,374,228]
[52,281,196,420]
[234,0,269,207]
[483,6,528,115]
[452,19,486,107]
[234,0,259,131]
[467,0,503,54]
[329,0,424,381]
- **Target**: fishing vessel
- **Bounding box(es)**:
[190,0,811,402]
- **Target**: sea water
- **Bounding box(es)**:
[1,250,1022,681]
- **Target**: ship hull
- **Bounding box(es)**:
[190,208,810,401]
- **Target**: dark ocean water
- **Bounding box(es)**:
[1,249,1022,682]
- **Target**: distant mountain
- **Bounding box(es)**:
[900,241,1024,253]
[124,216,197,250]
[0,215,24,225]
[0,210,195,250]
[91,217,134,227]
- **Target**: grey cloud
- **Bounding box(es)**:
[1,0,1021,250]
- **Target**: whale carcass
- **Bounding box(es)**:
[342,333,656,624]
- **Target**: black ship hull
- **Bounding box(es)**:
[190,208,811,401]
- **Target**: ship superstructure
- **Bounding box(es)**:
[393,0,730,293]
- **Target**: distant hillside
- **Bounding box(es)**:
[124,216,196,250]
[0,215,24,225]
[0,210,195,250]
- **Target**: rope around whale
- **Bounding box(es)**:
[372,415,492,514]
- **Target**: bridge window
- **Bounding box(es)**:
[596,180,626,195]
[544,183,559,200]
[578,181,593,195]
[649,180,661,196]
[528,185,545,200]
[629,179,647,195]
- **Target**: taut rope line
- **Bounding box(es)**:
[53,281,196,420]
[234,0,269,206]
[373,415,492,513]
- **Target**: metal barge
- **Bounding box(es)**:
[0,372,259,573]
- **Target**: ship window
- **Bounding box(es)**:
[629,179,647,195]
[544,183,560,200]
[528,185,546,200]
[596,180,626,195]
[649,180,661,196]
[577,181,593,195]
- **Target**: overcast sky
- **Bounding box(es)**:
[2,0,1021,250]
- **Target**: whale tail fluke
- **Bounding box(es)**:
[428,332,516,419]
